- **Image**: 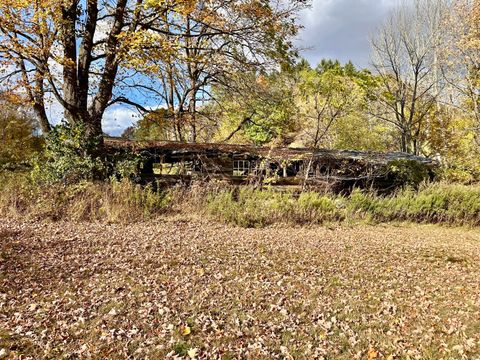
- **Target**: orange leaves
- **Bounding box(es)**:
[0,91,23,105]
[367,345,379,360]
[256,75,268,89]
[235,0,272,19]
[3,218,480,358]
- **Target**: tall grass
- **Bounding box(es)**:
[348,183,480,225]
[202,183,480,227]
[0,172,170,222]
[205,189,344,227]
[2,171,480,227]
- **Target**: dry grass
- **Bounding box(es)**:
[0,176,171,223]
[1,219,479,359]
[4,174,480,227]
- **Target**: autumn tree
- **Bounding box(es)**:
[0,0,138,138]
[0,93,43,169]
[205,70,299,145]
[0,0,307,145]
[295,61,369,148]
[120,0,307,143]
[442,0,480,143]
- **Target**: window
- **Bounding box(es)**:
[233,160,250,176]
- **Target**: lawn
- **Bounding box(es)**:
[1,219,479,359]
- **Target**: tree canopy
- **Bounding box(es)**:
[0,0,307,140]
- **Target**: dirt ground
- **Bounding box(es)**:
[1,218,479,359]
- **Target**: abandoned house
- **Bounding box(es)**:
[105,139,437,190]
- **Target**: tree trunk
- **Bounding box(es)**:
[85,114,104,145]
[400,131,407,153]
[86,0,127,141]
[61,0,80,125]
[33,104,51,134]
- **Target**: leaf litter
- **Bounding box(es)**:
[0,219,479,359]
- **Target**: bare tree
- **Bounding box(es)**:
[370,0,448,155]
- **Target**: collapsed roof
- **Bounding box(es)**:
[104,138,436,166]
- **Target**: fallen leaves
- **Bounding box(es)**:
[368,345,379,359]
[0,219,479,358]
[187,347,197,358]
[182,325,191,336]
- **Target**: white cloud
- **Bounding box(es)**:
[45,101,140,137]
[45,95,64,126]
[297,0,401,68]
[93,18,112,44]
[102,106,140,136]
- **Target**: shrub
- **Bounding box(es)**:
[297,192,343,222]
[110,154,145,181]
[387,159,431,188]
[205,188,344,227]
[352,183,480,225]
[205,188,295,227]
[31,123,106,185]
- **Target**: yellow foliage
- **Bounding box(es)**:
[182,325,191,336]
[0,100,43,167]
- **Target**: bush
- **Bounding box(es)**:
[204,183,480,227]
[205,188,296,227]
[348,183,480,226]
[296,192,344,222]
[387,159,432,188]
[31,123,106,185]
[110,154,145,181]
[204,188,344,227]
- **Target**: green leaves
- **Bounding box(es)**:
[31,123,106,185]
[208,70,299,145]
[296,60,379,148]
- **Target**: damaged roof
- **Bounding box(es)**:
[104,138,436,165]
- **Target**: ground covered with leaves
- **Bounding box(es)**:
[1,219,479,359]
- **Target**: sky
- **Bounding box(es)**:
[49,0,401,136]
[297,0,399,69]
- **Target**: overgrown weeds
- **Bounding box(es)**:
[2,171,480,227]
[0,172,170,222]
[204,188,344,227]
[348,183,480,225]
